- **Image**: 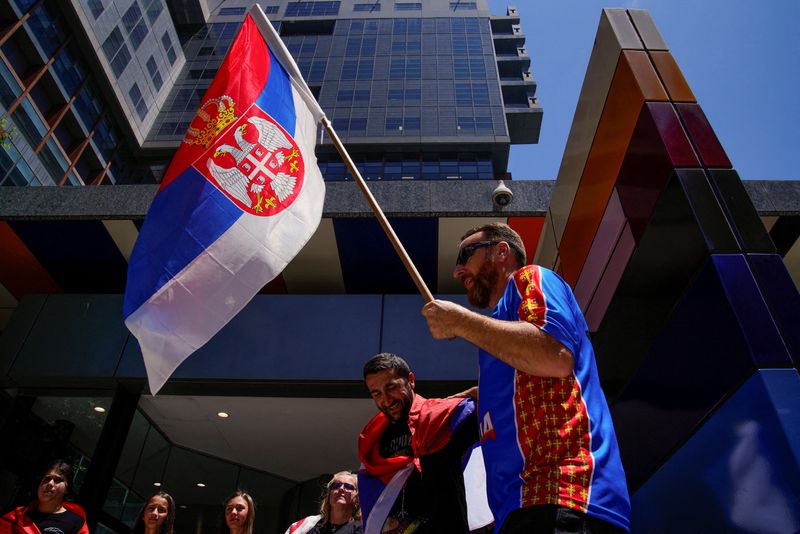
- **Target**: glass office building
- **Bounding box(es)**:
[0,1,540,532]
[0,0,539,187]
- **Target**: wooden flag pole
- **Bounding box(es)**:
[321,117,434,304]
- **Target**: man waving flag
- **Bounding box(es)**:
[124,6,325,394]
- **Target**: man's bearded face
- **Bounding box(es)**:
[466,255,499,309]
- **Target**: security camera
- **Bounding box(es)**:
[492,180,513,207]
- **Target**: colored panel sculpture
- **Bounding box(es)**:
[540,9,800,521]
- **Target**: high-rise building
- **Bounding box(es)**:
[0,0,540,187]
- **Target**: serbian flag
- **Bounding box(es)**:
[123,6,325,394]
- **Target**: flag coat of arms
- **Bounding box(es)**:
[124,6,325,394]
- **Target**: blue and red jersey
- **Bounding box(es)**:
[478,265,630,532]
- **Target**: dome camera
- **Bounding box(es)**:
[492,180,513,207]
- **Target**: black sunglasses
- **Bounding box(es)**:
[456,241,499,266]
[330,481,355,492]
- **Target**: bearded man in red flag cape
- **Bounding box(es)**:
[358,353,491,534]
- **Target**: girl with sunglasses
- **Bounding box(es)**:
[285,471,362,534]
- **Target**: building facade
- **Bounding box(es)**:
[0,1,542,533]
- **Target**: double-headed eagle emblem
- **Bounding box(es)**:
[206,115,301,214]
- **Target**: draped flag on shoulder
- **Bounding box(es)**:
[123,6,325,394]
[357,395,492,533]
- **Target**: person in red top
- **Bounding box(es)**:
[0,461,88,534]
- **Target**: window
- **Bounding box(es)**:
[285,2,340,16]
[457,116,491,133]
[453,58,485,79]
[263,6,279,14]
[332,117,366,134]
[146,56,163,91]
[219,7,245,15]
[346,36,376,56]
[102,27,132,76]
[354,3,380,11]
[455,83,489,105]
[450,2,477,9]
[145,0,164,24]
[452,35,483,54]
[337,90,370,103]
[122,2,142,34]
[341,58,372,80]
[297,59,326,82]
[387,88,420,102]
[87,0,104,18]
[394,3,421,10]
[161,31,176,64]
[391,18,421,35]
[391,39,420,53]
[385,117,419,131]
[451,18,481,33]
[129,20,149,50]
[128,83,148,120]
[287,37,317,56]
[390,58,420,80]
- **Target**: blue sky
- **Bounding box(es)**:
[489,0,799,181]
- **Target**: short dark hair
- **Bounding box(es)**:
[461,222,526,267]
[42,460,75,497]
[363,353,411,380]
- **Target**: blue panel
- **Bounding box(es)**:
[334,217,438,294]
[9,220,128,293]
[612,254,792,490]
[712,254,791,368]
[631,369,800,533]
[11,295,127,378]
[381,294,479,381]
[118,295,383,381]
[747,253,800,368]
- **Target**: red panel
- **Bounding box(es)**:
[675,103,732,169]
[616,102,699,241]
[508,216,545,263]
[0,221,61,298]
[573,190,626,313]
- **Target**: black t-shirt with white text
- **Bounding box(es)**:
[379,421,413,458]
[377,411,479,534]
[28,509,84,534]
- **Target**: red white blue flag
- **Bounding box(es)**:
[123,6,325,394]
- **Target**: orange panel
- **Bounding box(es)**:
[507,216,545,264]
[0,221,61,298]
[649,51,696,103]
[557,50,667,287]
